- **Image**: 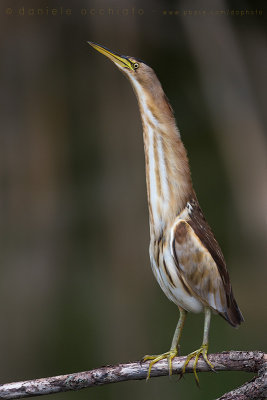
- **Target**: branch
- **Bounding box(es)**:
[0,351,266,400]
[216,358,267,400]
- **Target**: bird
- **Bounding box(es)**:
[88,41,244,384]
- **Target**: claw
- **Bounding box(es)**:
[181,344,215,385]
[142,348,178,380]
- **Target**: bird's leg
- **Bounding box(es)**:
[181,307,215,385]
[142,307,187,380]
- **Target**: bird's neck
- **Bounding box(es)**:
[131,79,193,237]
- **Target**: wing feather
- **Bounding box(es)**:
[173,219,227,313]
[172,196,244,327]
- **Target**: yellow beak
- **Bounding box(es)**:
[88,41,134,71]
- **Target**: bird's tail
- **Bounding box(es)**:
[223,290,244,327]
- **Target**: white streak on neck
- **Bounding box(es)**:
[147,123,162,233]
[157,134,169,208]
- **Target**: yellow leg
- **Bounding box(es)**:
[181,307,215,385]
[143,307,187,380]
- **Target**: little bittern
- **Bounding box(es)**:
[88,42,244,383]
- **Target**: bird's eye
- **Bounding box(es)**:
[133,63,139,70]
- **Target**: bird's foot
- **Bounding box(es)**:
[142,348,178,380]
[181,343,215,385]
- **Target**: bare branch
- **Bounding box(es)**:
[216,358,267,400]
[0,351,266,400]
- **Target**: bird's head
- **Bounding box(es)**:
[88,41,140,72]
[88,41,174,122]
[88,41,158,91]
[88,41,145,73]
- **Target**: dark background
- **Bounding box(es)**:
[0,0,266,399]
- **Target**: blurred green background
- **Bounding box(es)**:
[0,0,266,399]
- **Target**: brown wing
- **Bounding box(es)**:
[172,197,244,327]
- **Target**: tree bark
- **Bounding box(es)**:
[0,351,266,399]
